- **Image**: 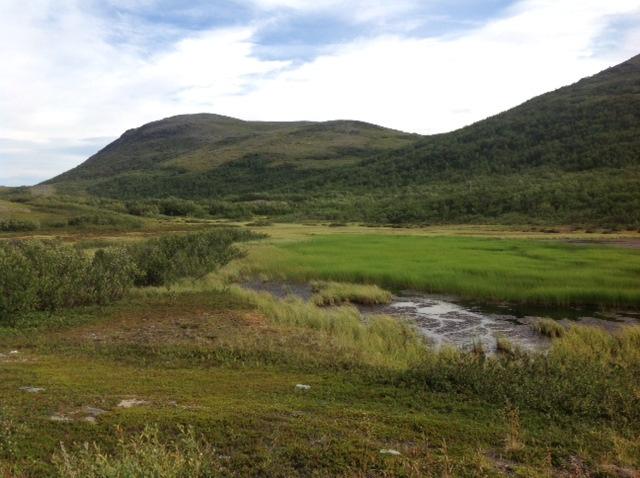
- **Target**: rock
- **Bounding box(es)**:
[49,414,71,422]
[9,350,18,355]
[83,416,97,424]
[380,449,401,456]
[295,384,311,390]
[20,386,45,393]
[117,398,148,408]
[82,406,107,417]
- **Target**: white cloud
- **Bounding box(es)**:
[0,0,639,185]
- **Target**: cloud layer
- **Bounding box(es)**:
[0,0,638,185]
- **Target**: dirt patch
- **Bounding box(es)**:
[55,301,273,348]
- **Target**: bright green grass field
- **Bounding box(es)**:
[248,235,640,307]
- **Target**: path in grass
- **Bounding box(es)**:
[246,234,640,307]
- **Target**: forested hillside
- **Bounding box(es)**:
[45,54,640,227]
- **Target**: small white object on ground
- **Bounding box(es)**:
[83,416,97,424]
[295,384,311,390]
[82,406,107,416]
[20,386,45,393]
[117,398,148,408]
[9,350,18,355]
[49,414,71,422]
[380,449,401,456]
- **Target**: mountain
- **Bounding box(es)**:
[48,114,416,183]
[45,54,640,227]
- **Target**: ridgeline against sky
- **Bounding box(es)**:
[1,0,639,185]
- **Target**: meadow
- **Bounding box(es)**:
[243,233,640,307]
[1,211,639,476]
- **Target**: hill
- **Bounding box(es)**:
[45,54,640,227]
[48,114,416,183]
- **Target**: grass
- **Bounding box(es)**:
[227,285,423,369]
[0,278,639,476]
[53,425,219,477]
[1,221,640,476]
[531,318,566,338]
[310,281,393,306]
[242,234,640,307]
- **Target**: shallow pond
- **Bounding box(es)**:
[242,280,640,352]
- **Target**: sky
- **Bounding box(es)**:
[1,0,639,186]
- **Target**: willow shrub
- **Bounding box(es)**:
[129,228,262,287]
[0,241,137,323]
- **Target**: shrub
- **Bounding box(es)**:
[0,219,39,232]
[67,214,142,229]
[87,248,138,304]
[0,240,136,322]
[129,229,260,287]
[158,197,205,217]
[125,200,160,217]
[0,229,262,323]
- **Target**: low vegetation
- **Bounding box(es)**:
[0,217,638,476]
[129,228,261,287]
[0,229,262,323]
[402,325,640,421]
[531,318,566,338]
[245,234,640,307]
[0,240,135,322]
[310,281,393,306]
[53,425,220,478]
[230,286,423,369]
[0,218,39,232]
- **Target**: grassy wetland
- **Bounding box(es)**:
[0,212,639,476]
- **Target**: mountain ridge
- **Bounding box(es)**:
[44,54,640,227]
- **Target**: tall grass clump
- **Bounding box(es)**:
[230,286,425,369]
[531,318,565,338]
[402,325,640,422]
[53,425,221,478]
[311,281,392,306]
[0,240,136,323]
[129,229,263,287]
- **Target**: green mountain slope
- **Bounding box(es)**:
[46,54,640,227]
[49,114,416,182]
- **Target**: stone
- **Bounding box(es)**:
[295,384,311,390]
[82,406,108,417]
[380,449,401,456]
[20,386,45,393]
[49,414,71,422]
[117,398,148,408]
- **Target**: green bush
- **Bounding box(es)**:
[67,214,142,228]
[0,229,262,323]
[158,197,205,217]
[125,200,160,217]
[0,241,136,322]
[0,219,39,232]
[129,229,260,286]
